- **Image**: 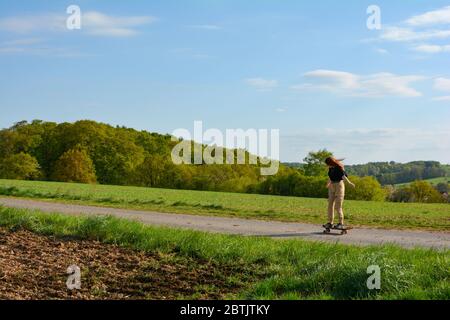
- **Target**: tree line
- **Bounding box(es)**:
[330,161,447,185]
[0,120,447,203]
[0,120,268,192]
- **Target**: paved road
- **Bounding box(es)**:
[0,197,449,249]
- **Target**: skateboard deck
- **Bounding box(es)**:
[322,225,353,235]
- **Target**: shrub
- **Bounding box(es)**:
[294,175,328,198]
[408,180,444,203]
[345,176,387,201]
[389,180,444,203]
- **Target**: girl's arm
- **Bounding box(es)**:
[326,179,331,188]
[344,175,355,188]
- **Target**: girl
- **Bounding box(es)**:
[323,157,355,229]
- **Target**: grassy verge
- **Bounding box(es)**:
[0,206,448,300]
[0,179,449,231]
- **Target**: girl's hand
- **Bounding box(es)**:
[350,182,356,188]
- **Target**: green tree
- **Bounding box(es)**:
[51,148,97,183]
[134,155,182,188]
[407,180,444,203]
[303,149,333,176]
[0,130,18,158]
[0,153,41,180]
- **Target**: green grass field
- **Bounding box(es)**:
[0,206,448,300]
[0,179,449,231]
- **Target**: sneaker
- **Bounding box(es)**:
[323,223,333,229]
[334,223,345,229]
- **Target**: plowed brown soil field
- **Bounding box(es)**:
[0,227,258,299]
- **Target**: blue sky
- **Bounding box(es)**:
[0,0,449,164]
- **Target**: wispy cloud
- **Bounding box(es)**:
[245,78,278,91]
[0,13,65,33]
[431,96,450,102]
[0,11,157,37]
[405,6,450,27]
[292,70,424,98]
[0,37,43,54]
[372,6,450,56]
[83,11,157,37]
[0,38,93,57]
[375,48,389,54]
[379,27,450,42]
[188,24,222,30]
[170,47,212,60]
[2,38,43,46]
[434,77,450,91]
[413,44,450,53]
[431,78,450,102]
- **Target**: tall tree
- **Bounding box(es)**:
[303,149,333,176]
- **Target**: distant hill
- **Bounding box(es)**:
[284,161,450,185]
[394,176,450,187]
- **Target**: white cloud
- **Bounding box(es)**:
[303,70,360,90]
[280,128,450,164]
[0,38,40,54]
[245,78,278,90]
[431,78,450,102]
[2,38,43,46]
[380,27,450,42]
[375,48,388,54]
[434,77,450,91]
[413,44,450,53]
[432,96,450,102]
[406,6,450,26]
[0,11,157,37]
[275,107,286,112]
[0,14,65,33]
[83,11,156,37]
[374,6,450,58]
[0,38,93,57]
[362,73,424,97]
[293,70,424,98]
[189,24,222,30]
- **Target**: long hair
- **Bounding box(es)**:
[325,157,344,170]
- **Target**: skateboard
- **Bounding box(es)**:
[322,224,353,235]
